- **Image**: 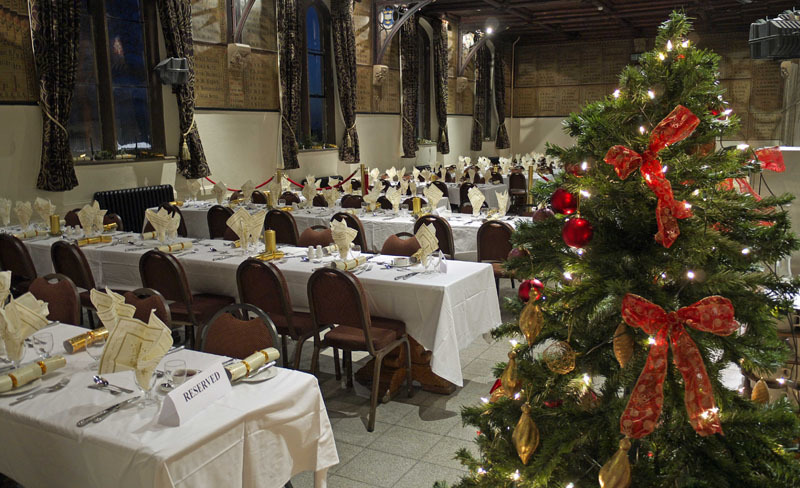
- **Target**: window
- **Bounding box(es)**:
[416,25,431,141]
[300,1,335,148]
[67,0,164,160]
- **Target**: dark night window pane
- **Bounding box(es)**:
[75,14,96,84]
[113,86,152,151]
[308,53,323,96]
[309,96,324,143]
[306,7,321,52]
[68,83,102,157]
[105,0,141,21]
[107,18,147,87]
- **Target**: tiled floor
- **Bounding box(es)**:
[288,280,519,488]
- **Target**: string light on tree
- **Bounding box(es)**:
[613,89,621,98]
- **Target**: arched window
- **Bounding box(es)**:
[300,1,335,148]
[416,25,431,140]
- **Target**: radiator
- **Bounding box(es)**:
[93,184,174,232]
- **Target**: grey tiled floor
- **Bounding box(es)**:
[288,280,519,488]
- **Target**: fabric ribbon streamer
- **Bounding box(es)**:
[204,168,360,192]
[604,105,700,248]
[719,146,785,202]
[619,293,738,439]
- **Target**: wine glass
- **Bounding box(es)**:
[85,336,107,369]
[277,199,286,208]
[134,369,159,407]
[350,244,361,261]
[360,202,368,216]
[164,359,188,391]
[32,332,53,360]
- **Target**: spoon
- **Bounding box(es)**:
[92,375,134,394]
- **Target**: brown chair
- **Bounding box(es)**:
[444,170,454,183]
[104,213,124,229]
[0,234,37,297]
[308,268,412,431]
[401,198,417,209]
[377,196,392,210]
[207,205,237,240]
[64,208,81,228]
[143,203,188,237]
[509,171,528,213]
[460,203,474,214]
[265,209,300,246]
[123,288,172,325]
[280,191,301,205]
[477,221,515,292]
[237,259,328,368]
[380,232,421,256]
[341,194,364,209]
[298,225,333,247]
[414,215,455,259]
[331,212,370,253]
[50,240,98,327]
[312,194,328,207]
[490,172,504,184]
[459,182,476,206]
[199,303,279,360]
[350,180,362,192]
[229,190,243,202]
[29,274,81,325]
[251,190,268,204]
[139,250,234,348]
[431,180,448,196]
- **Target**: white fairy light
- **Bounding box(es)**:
[580,190,591,198]
[581,161,588,171]
[510,339,518,348]
[582,373,591,385]
[692,189,701,196]
[722,109,732,116]
[684,202,692,210]
[662,165,668,173]
[687,270,695,280]
[778,377,786,385]
[681,40,690,48]
[639,126,646,134]
[736,143,750,151]
[513,391,522,400]
[613,89,621,98]
[511,470,521,481]
[576,248,584,256]
[658,52,666,61]
[477,467,487,475]
[563,271,573,280]
[648,336,657,345]
[666,40,673,51]
[647,90,656,99]
[700,407,720,419]
[566,484,575,488]
[481,396,490,404]
[661,272,667,279]
[741,248,750,255]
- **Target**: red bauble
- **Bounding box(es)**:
[551,188,578,215]
[562,217,594,248]
[565,164,584,178]
[518,278,544,302]
[532,207,555,222]
[507,247,528,260]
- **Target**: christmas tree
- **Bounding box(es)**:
[451,13,800,487]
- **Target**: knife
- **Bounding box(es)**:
[394,272,421,281]
[232,361,276,383]
[76,396,141,427]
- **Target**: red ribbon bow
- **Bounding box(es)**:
[720,146,785,202]
[604,105,700,248]
[619,293,738,439]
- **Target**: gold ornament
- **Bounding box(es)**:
[543,341,576,374]
[512,403,539,464]
[598,437,632,488]
[501,351,521,398]
[519,302,544,345]
[751,378,770,404]
[613,322,634,369]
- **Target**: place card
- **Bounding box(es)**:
[158,362,231,427]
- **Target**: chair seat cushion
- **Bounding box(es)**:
[170,294,235,325]
[323,317,405,351]
[270,311,315,338]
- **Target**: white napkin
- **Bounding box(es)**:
[241,180,255,202]
[145,208,172,243]
[342,178,353,194]
[14,201,32,229]
[421,169,430,182]
[386,187,402,211]
[0,271,11,305]
[412,223,439,267]
[281,174,291,192]
[331,219,358,260]
[409,180,417,195]
[301,175,321,209]
[370,168,380,183]
[0,199,11,226]
[0,293,50,362]
[468,187,485,216]
[266,175,281,206]
[496,190,510,216]
[412,168,420,181]
[322,188,339,208]
[331,255,367,271]
[424,184,444,209]
[99,312,173,388]
[398,167,406,181]
[400,180,409,196]
[213,181,228,204]
[167,213,182,241]
[33,198,55,223]
[456,158,466,180]
[468,168,477,183]
[226,208,266,249]
[500,157,512,175]
[387,167,397,181]
[514,153,522,164]
[364,184,382,211]
[90,288,136,334]
[478,156,490,174]
[187,179,202,200]
[78,201,106,236]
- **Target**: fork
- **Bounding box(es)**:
[10,377,70,405]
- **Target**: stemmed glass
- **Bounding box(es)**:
[134,369,159,407]
[32,332,53,360]
[361,202,368,216]
[85,336,107,370]
[350,244,361,261]
[277,199,286,208]
[164,359,188,391]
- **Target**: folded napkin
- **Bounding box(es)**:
[399,179,409,196]
[331,218,358,260]
[13,229,45,240]
[412,223,439,267]
[514,153,521,164]
[331,255,367,271]
[386,187,402,212]
[213,181,228,204]
[412,168,420,181]
[15,201,32,229]
[399,166,406,181]
[99,313,173,388]
[468,168,477,183]
[369,168,380,183]
[322,188,339,208]
[0,293,50,362]
[167,213,182,241]
[387,166,397,181]
[421,169,431,182]
[226,207,266,249]
[409,180,417,195]
[145,207,172,243]
[468,187,485,216]
[364,184,381,211]
[496,190,510,216]
[241,180,255,202]
[342,178,353,194]
[0,198,10,226]
[500,157,512,175]
[187,179,202,200]
[157,241,193,253]
[456,158,466,180]
[478,156,490,174]
[33,197,55,223]
[281,174,291,192]
[225,348,281,382]
[301,174,320,209]
[0,270,10,305]
[266,175,282,206]
[0,356,66,394]
[63,327,108,354]
[424,184,444,209]
[78,201,106,236]
[90,288,135,334]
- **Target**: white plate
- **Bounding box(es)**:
[239,366,277,383]
[0,378,41,396]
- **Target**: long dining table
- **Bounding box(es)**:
[0,323,338,488]
[21,232,502,388]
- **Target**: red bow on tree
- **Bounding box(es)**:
[604,105,700,248]
[619,293,738,439]
[720,146,785,202]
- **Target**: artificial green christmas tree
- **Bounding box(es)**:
[452,13,800,487]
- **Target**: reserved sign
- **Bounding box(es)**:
[158,362,231,426]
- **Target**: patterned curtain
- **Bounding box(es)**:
[157,0,210,179]
[278,0,301,169]
[29,0,81,191]
[400,14,418,159]
[432,19,449,154]
[470,45,490,151]
[331,0,359,164]
[494,43,510,149]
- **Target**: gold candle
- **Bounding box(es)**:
[49,214,61,236]
[412,197,421,214]
[360,163,367,196]
[265,190,274,208]
[526,166,534,206]
[264,229,277,254]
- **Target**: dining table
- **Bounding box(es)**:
[0,323,338,488]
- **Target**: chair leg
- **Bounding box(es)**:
[87,310,95,329]
[292,338,306,371]
[333,347,341,380]
[345,350,353,388]
[186,324,196,349]
[510,278,516,289]
[368,353,385,432]
[403,339,413,397]
[495,277,500,294]
[310,345,321,375]
[281,335,289,368]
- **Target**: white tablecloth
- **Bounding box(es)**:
[445,182,508,209]
[23,236,501,386]
[0,324,338,488]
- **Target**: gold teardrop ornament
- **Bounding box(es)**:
[519,302,544,345]
[751,378,770,404]
[598,437,632,488]
[613,322,634,369]
[512,403,539,464]
[501,351,521,398]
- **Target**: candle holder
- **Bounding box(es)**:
[264,229,277,254]
[49,214,61,236]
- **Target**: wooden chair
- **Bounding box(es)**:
[123,288,172,325]
[477,221,515,292]
[331,212,371,253]
[207,205,237,240]
[139,250,234,348]
[350,180,362,192]
[298,225,333,247]
[280,191,301,205]
[307,267,412,431]
[414,215,455,259]
[143,203,188,237]
[341,194,364,209]
[265,209,300,246]
[64,208,81,228]
[237,259,329,369]
[312,194,328,207]
[431,180,448,197]
[251,190,268,204]
[200,303,279,360]
[50,240,98,327]
[377,196,392,210]
[380,232,421,256]
[0,234,37,297]
[104,213,124,229]
[490,172,504,184]
[509,171,528,213]
[29,274,81,325]
[444,170,454,183]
